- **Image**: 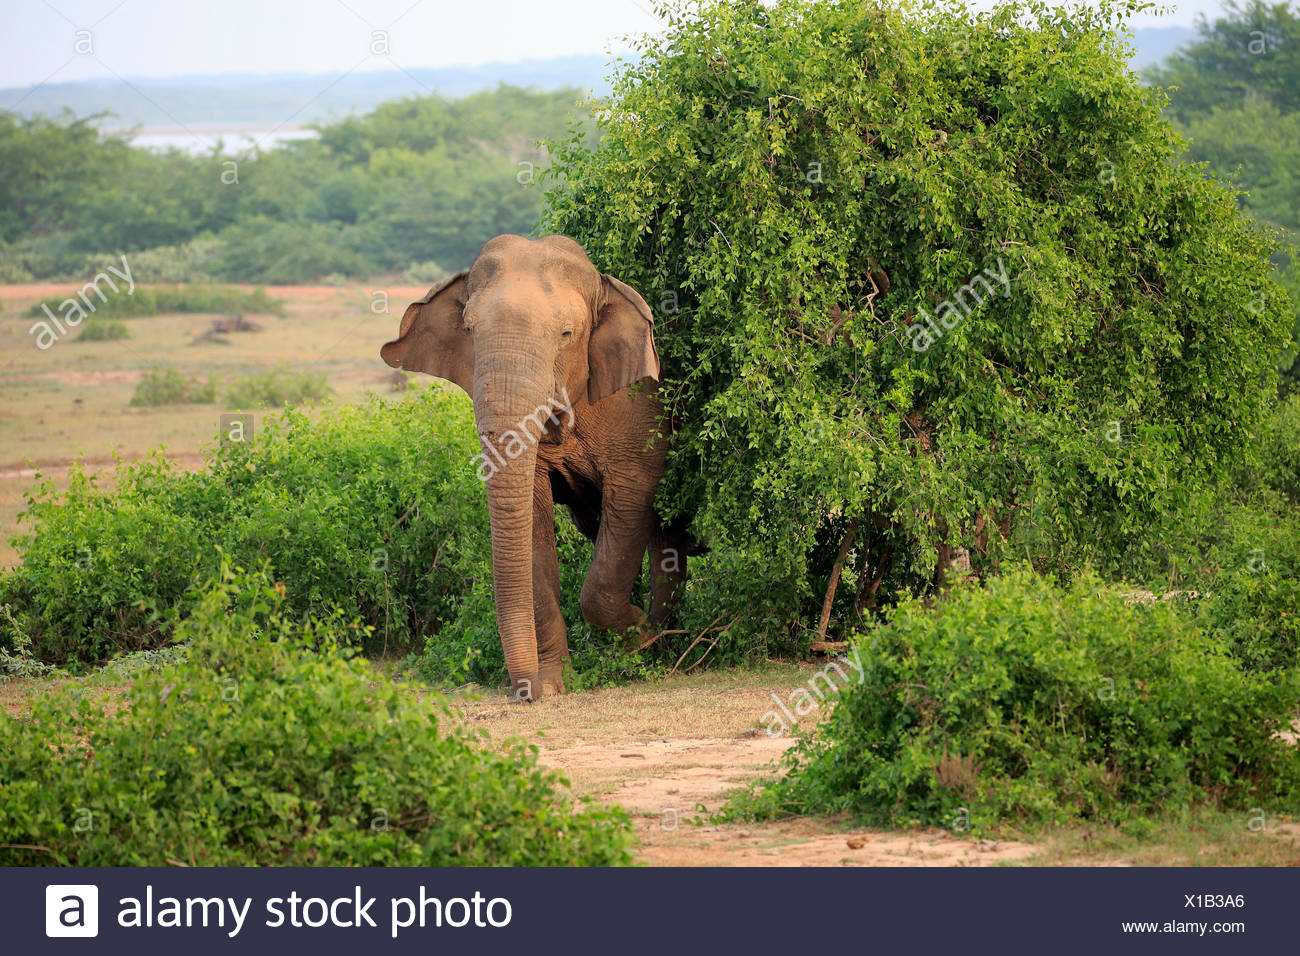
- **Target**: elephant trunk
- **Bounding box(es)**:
[475,348,554,701]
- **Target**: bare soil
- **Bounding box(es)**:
[451,667,1038,866]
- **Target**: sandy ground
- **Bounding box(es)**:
[452,667,1038,867]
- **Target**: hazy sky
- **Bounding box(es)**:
[0,0,1221,88]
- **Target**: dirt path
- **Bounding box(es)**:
[452,666,1038,866]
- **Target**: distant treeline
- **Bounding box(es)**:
[1147,0,1300,388]
[0,4,1296,391]
[0,84,587,284]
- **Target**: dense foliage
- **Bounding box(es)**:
[0,564,632,866]
[1,389,484,663]
[0,388,658,686]
[1148,0,1300,389]
[0,86,582,283]
[543,0,1294,647]
[733,569,1300,831]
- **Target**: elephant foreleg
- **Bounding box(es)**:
[580,492,654,646]
[532,476,568,695]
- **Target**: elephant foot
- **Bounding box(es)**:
[510,665,567,703]
[509,673,538,703]
[539,661,567,697]
[623,625,663,652]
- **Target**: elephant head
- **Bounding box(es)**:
[380,234,660,697]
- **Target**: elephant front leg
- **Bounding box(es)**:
[532,477,569,695]
[580,492,655,649]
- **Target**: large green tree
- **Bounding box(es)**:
[543,0,1292,642]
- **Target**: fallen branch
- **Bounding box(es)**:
[809,640,848,654]
[669,614,735,675]
[685,638,720,673]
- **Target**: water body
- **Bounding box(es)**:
[123,126,319,154]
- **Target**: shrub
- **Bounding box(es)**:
[125,238,224,283]
[75,319,130,342]
[211,219,381,284]
[0,387,665,688]
[735,569,1300,832]
[129,367,217,406]
[0,234,98,282]
[0,456,205,662]
[543,0,1293,641]
[402,260,446,285]
[1,391,481,664]
[1260,395,1300,505]
[28,284,285,320]
[1194,501,1300,676]
[225,367,331,408]
[1109,395,1300,675]
[0,564,632,866]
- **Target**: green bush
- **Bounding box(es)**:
[0,234,100,282]
[734,569,1300,832]
[0,387,663,688]
[1260,395,1300,504]
[543,0,1293,641]
[402,260,446,285]
[1,390,481,664]
[1105,395,1300,675]
[0,564,632,866]
[129,367,217,406]
[225,367,331,408]
[75,319,130,342]
[1,456,206,662]
[123,238,224,283]
[211,219,381,284]
[28,284,285,320]
[1191,496,1300,675]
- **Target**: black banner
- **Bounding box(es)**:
[4,866,1287,953]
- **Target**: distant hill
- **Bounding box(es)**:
[0,28,1194,132]
[0,55,613,130]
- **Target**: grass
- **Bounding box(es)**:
[0,281,429,567]
[1027,812,1300,866]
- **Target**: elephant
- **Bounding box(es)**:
[381,234,688,701]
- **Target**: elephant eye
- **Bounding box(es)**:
[561,329,574,339]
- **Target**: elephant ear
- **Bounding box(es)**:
[380,272,472,395]
[588,275,660,405]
